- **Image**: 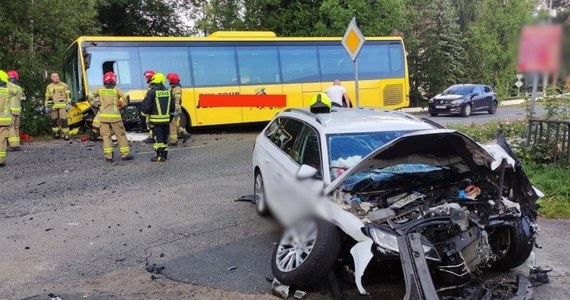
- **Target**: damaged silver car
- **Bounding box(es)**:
[252,107,541,298]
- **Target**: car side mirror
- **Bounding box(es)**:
[297,164,318,180]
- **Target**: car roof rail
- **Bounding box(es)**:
[284,108,326,127]
[421,117,446,129]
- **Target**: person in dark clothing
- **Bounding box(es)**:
[141,73,175,162]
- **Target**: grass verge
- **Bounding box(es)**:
[523,162,570,219]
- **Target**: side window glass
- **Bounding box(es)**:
[269,118,304,161]
[138,47,192,86]
[318,46,354,82]
[296,126,322,178]
[279,46,320,83]
[484,86,491,93]
[191,47,238,87]
[265,118,282,139]
[237,47,281,84]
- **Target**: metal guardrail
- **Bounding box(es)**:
[527,119,570,165]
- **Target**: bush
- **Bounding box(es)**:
[20,97,51,137]
[447,119,527,143]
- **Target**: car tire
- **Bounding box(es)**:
[429,112,438,117]
[488,101,498,114]
[254,171,270,216]
[461,103,472,117]
[272,218,341,289]
[490,214,535,270]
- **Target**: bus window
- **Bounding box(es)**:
[138,47,192,86]
[236,47,280,85]
[191,47,238,87]
[389,44,405,76]
[318,45,354,82]
[85,47,142,90]
[279,46,320,83]
[63,43,84,102]
[358,44,390,79]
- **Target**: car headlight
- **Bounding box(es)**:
[429,98,434,103]
[368,226,441,261]
[451,99,463,104]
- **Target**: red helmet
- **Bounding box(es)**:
[7,70,19,81]
[103,71,116,84]
[166,73,180,84]
[144,70,155,82]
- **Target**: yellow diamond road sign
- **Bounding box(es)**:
[342,18,365,62]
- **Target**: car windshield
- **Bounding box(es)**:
[340,164,446,192]
[328,130,414,180]
[442,86,473,95]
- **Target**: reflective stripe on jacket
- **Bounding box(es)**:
[149,90,171,124]
[0,86,14,126]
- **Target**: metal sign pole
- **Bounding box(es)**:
[355,58,359,107]
[530,72,539,116]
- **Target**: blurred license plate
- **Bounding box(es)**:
[436,105,446,109]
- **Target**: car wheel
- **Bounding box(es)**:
[429,112,438,117]
[254,171,270,216]
[489,214,535,270]
[272,218,341,289]
[488,101,498,114]
[461,103,472,117]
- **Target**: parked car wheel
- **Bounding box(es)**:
[461,103,472,117]
[272,218,341,289]
[488,101,498,115]
[489,214,535,270]
[254,171,270,216]
[429,112,438,117]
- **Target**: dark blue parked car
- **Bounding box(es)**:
[428,84,498,117]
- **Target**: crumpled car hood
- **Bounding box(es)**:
[325,129,498,194]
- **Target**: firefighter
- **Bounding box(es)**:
[142,70,155,144]
[166,73,191,146]
[87,72,134,162]
[0,70,19,167]
[44,72,71,140]
[309,92,332,113]
[7,70,23,151]
[141,73,174,162]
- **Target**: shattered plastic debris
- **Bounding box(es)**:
[529,266,552,287]
[234,195,255,202]
[48,293,62,300]
[227,266,237,271]
[271,278,290,299]
[293,290,307,299]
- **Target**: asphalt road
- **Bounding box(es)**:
[0,108,567,300]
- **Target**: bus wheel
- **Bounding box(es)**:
[179,110,191,132]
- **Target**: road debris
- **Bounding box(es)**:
[234,194,255,202]
[271,278,290,299]
[48,293,62,300]
[529,265,552,287]
[293,290,307,299]
[227,266,237,271]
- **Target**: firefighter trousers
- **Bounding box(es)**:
[100,121,130,160]
[50,108,69,136]
[152,123,169,159]
[168,116,188,144]
[0,126,8,164]
[8,115,20,148]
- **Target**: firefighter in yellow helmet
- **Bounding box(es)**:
[87,72,134,162]
[7,70,23,151]
[44,72,71,140]
[0,70,20,167]
[166,73,191,146]
[309,92,332,113]
[141,73,175,162]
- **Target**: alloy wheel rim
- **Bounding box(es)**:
[275,220,318,272]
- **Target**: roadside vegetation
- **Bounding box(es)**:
[449,100,570,219]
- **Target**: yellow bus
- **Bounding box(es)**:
[63,31,410,131]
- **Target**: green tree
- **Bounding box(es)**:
[0,0,101,135]
[465,0,535,97]
[98,0,188,36]
[405,0,466,101]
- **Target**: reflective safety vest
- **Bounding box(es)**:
[45,82,70,109]
[96,88,122,122]
[0,86,14,126]
[9,83,22,116]
[149,90,171,124]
